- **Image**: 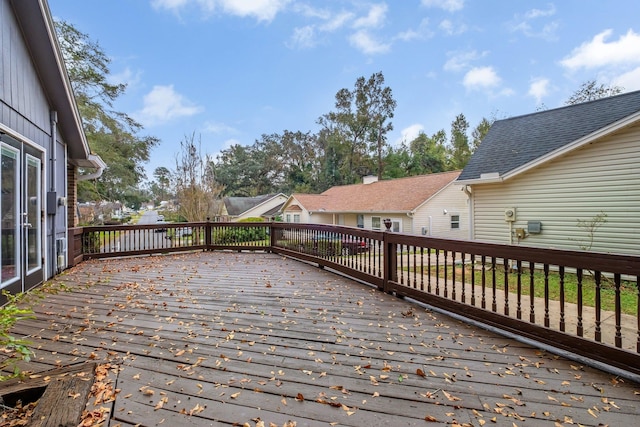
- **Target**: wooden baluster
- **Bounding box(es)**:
[470,254,476,306]
[491,257,497,312]
[529,261,535,323]
[435,249,440,295]
[460,253,466,303]
[503,258,509,316]
[544,264,550,328]
[420,247,425,291]
[516,260,522,320]
[481,255,486,309]
[559,266,565,332]
[595,271,602,342]
[615,273,622,348]
[576,269,583,337]
[443,250,448,298]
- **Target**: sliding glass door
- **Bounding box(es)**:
[0,135,43,296]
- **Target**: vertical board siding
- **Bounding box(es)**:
[472,123,640,255]
[0,0,52,144]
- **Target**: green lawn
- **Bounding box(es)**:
[409,265,638,316]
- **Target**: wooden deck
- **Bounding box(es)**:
[6,252,640,426]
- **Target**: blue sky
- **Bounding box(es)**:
[48,0,640,180]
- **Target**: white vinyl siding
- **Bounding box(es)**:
[411,183,469,238]
[471,123,640,255]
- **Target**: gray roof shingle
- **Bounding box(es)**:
[224,194,279,216]
[458,90,640,181]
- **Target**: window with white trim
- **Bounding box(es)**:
[371,216,381,230]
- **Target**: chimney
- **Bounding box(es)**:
[362,175,378,184]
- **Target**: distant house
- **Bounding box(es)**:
[1,0,104,298]
[217,194,288,222]
[281,171,467,238]
[457,90,640,256]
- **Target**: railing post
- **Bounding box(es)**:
[382,219,396,293]
[269,221,276,253]
[205,217,212,250]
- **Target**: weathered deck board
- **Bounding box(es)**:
[5,252,639,426]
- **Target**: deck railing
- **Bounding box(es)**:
[69,221,640,378]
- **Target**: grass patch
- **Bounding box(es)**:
[409,264,638,316]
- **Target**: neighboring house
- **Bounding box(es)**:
[281,171,467,238]
[457,90,640,256]
[217,194,288,222]
[1,0,104,298]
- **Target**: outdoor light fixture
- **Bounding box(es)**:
[383,218,392,231]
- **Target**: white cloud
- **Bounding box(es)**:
[151,0,215,13]
[399,124,424,145]
[421,0,464,12]
[560,29,640,70]
[528,77,550,104]
[291,3,330,20]
[202,121,237,134]
[509,4,558,40]
[438,19,467,36]
[612,66,640,92]
[463,66,501,89]
[137,85,203,126]
[151,0,190,10]
[349,30,391,55]
[320,11,354,32]
[287,25,316,49]
[151,0,289,22]
[395,18,431,42]
[108,66,142,90]
[353,3,388,29]
[524,4,557,19]
[219,0,290,22]
[443,50,487,72]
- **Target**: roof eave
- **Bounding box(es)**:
[10,0,91,162]
[501,110,640,181]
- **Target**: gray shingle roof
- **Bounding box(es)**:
[224,194,279,216]
[458,90,640,181]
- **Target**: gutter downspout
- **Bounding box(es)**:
[77,154,107,181]
[50,111,57,275]
[462,185,473,240]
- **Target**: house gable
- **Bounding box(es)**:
[458,90,640,183]
[223,194,287,221]
[468,121,640,255]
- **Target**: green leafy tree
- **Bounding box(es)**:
[565,80,624,105]
[471,117,493,151]
[55,20,158,204]
[317,71,395,183]
[448,113,471,169]
[408,130,447,175]
[358,72,397,180]
[382,143,411,179]
[213,143,272,197]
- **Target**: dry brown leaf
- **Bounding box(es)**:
[442,390,461,401]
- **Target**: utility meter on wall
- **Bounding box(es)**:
[504,208,516,222]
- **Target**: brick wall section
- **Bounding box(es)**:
[67,164,78,226]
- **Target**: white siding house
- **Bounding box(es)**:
[220,194,287,222]
[282,171,468,238]
[458,91,640,256]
